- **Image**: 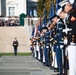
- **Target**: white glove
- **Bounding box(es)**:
[60,45,64,49]
[64,39,68,45]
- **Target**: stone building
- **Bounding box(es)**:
[0,0,38,17]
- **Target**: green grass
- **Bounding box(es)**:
[0,52,32,56]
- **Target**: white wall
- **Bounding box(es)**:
[6,0,27,17]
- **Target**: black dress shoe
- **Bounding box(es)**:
[57,73,63,75]
[54,68,59,72]
[45,64,50,67]
[42,62,46,66]
[49,66,54,70]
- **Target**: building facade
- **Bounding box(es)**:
[0,0,38,17]
[27,0,38,17]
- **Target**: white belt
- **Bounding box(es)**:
[60,45,64,49]
[70,42,76,45]
[46,46,49,48]
[60,41,64,43]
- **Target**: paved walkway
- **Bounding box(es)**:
[0,56,58,75]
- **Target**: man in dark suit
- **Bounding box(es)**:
[13,38,19,56]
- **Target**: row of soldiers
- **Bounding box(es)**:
[30,0,76,75]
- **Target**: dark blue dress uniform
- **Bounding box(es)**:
[52,26,58,53]
[39,32,44,61]
[52,26,58,70]
[56,19,64,74]
[49,29,53,64]
[44,30,50,66]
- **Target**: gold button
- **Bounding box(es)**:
[72,38,74,41]
[72,41,74,43]
[69,33,71,35]
[72,35,74,37]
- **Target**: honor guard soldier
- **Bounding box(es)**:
[59,0,76,75]
[39,29,44,61]
[57,9,68,75]
[59,1,73,75]
[44,26,50,66]
[53,8,65,75]
[41,27,47,65]
[48,21,55,69]
[45,22,52,67]
[30,37,34,57]
[37,31,41,60]
[32,37,37,58]
[51,20,58,71]
[67,1,76,75]
[35,32,40,59]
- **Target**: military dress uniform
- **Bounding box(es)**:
[56,19,64,75]
[36,32,40,60]
[37,32,41,60]
[49,29,53,66]
[63,13,69,75]
[67,9,76,75]
[39,32,44,61]
[41,27,47,64]
[32,38,37,58]
[42,32,46,64]
[52,27,58,69]
[44,29,51,66]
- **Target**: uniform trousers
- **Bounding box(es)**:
[45,46,50,66]
[40,47,43,61]
[43,47,45,63]
[52,46,58,68]
[36,44,40,60]
[68,45,76,75]
[34,46,37,57]
[56,46,62,73]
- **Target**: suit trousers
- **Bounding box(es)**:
[14,47,17,55]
